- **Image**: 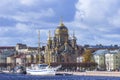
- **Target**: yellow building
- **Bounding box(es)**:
[44,20,81,64]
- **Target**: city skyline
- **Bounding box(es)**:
[0,0,120,46]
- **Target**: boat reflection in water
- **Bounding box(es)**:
[26,64,61,75]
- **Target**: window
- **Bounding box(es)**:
[116,61,118,64]
[116,56,118,59]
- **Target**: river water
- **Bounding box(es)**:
[0,73,120,80]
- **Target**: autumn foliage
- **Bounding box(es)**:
[83,49,93,63]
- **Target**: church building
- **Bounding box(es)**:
[44,20,81,64]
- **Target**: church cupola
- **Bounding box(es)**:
[55,19,69,44]
[71,31,77,48]
[71,31,77,40]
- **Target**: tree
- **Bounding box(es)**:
[83,49,93,63]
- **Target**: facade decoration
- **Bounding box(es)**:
[44,20,81,64]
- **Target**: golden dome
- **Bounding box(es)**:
[55,20,68,34]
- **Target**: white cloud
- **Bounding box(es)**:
[20,0,36,6]
[108,9,120,27]
[72,0,120,45]
[15,23,31,32]
[66,21,89,30]
[0,21,55,46]
[3,8,55,22]
[20,0,57,6]
[104,34,120,38]
[0,0,56,23]
[0,0,120,46]
[0,27,9,36]
[75,0,118,22]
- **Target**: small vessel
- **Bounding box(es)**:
[10,65,26,74]
[26,64,61,75]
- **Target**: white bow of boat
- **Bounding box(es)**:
[26,64,61,75]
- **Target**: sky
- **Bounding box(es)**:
[0,0,120,46]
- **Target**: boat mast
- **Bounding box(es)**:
[48,30,51,66]
[38,30,41,64]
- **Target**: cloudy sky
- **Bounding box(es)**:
[0,0,120,46]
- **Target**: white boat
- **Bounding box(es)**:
[26,64,61,75]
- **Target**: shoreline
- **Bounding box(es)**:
[1,70,120,77]
[57,71,120,77]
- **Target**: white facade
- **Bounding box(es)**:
[94,55,105,69]
[94,49,120,71]
[105,50,120,71]
[16,58,22,65]
[93,50,108,70]
[77,56,84,63]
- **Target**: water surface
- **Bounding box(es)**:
[0,73,120,80]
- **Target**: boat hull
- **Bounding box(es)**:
[26,69,56,76]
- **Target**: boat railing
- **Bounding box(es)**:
[53,65,62,71]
